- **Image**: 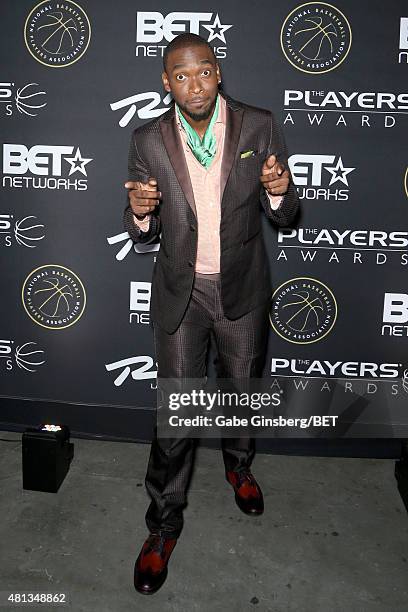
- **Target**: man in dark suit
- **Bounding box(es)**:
[123,33,299,594]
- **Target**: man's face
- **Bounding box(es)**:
[162,44,221,121]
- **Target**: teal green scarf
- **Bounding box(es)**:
[176,95,219,169]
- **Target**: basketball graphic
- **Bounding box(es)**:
[269,277,337,344]
[280,2,352,74]
[281,291,325,332]
[14,216,45,248]
[22,265,86,330]
[24,1,91,68]
[293,16,338,61]
[33,279,74,318]
[15,342,46,373]
[403,369,408,394]
[37,12,78,55]
[15,83,47,117]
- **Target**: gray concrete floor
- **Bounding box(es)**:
[0,432,407,612]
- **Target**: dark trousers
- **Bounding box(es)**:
[145,274,269,537]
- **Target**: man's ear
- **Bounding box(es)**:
[162,72,171,93]
[216,64,222,84]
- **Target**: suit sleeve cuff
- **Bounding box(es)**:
[265,189,283,210]
[132,214,151,231]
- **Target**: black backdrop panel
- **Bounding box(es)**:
[0,1,407,446]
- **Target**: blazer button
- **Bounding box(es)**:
[188,261,194,267]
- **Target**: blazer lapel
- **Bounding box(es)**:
[159,105,197,218]
[220,94,244,203]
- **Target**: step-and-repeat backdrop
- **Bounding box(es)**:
[1,0,407,438]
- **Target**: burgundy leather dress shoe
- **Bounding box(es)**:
[134,533,177,594]
[226,469,264,515]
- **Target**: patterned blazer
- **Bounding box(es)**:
[123,91,300,333]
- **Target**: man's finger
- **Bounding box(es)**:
[145,178,158,191]
[262,154,276,173]
[266,154,277,167]
[259,169,289,184]
[125,177,159,190]
[129,190,161,200]
[134,203,159,213]
[259,170,290,182]
[263,180,289,192]
[276,162,285,176]
[263,176,288,187]
[131,200,160,213]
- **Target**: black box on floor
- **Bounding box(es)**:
[22,425,74,493]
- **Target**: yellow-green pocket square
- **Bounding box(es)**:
[240,149,256,159]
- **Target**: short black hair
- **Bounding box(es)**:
[163,33,216,72]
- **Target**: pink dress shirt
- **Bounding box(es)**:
[133,95,282,273]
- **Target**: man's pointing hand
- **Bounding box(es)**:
[260,154,290,196]
[124,177,161,219]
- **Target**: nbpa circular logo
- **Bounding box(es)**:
[269,277,337,344]
[280,2,352,74]
[22,264,86,330]
[24,0,91,68]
